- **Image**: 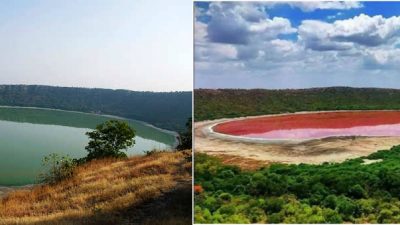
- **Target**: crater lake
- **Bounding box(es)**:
[0,107,176,186]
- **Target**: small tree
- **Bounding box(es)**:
[177,117,192,150]
[85,120,135,161]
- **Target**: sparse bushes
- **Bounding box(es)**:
[38,120,136,185]
[39,153,76,184]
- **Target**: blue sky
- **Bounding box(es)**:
[195,2,400,89]
[0,0,192,91]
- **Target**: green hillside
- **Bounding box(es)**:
[0,85,191,131]
[195,87,400,121]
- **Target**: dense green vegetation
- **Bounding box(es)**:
[195,146,400,223]
[0,85,191,131]
[195,87,400,121]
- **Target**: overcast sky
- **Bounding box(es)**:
[195,2,400,89]
[0,0,192,91]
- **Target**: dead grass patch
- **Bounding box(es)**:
[0,150,191,225]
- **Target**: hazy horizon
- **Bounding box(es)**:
[194,85,400,90]
[0,0,192,92]
[0,83,192,93]
[195,2,400,89]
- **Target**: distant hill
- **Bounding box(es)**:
[195,87,400,121]
[0,85,191,131]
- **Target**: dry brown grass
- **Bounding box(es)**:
[0,150,192,225]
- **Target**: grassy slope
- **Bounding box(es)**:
[0,150,192,225]
[194,87,400,121]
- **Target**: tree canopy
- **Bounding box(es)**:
[195,145,400,223]
[195,87,400,121]
[85,120,135,160]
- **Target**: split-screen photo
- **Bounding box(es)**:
[2,1,400,225]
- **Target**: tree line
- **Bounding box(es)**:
[195,87,400,121]
[0,85,191,131]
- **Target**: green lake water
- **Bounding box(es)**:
[0,107,176,186]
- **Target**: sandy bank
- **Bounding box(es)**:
[195,111,400,167]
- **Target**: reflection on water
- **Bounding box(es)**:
[0,107,176,186]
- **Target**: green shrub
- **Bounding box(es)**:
[218,193,232,202]
[39,153,76,184]
[263,197,285,214]
[349,184,367,199]
[85,120,135,161]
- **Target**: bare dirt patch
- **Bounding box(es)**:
[195,113,400,167]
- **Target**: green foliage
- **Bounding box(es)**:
[0,85,191,131]
[194,87,400,121]
[85,120,135,160]
[195,145,400,223]
[323,195,338,209]
[349,184,367,199]
[263,197,285,213]
[144,149,162,156]
[336,196,357,221]
[177,117,192,150]
[39,153,76,184]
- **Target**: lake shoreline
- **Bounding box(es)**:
[0,106,179,188]
[0,105,180,147]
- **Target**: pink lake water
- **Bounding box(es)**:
[243,123,400,140]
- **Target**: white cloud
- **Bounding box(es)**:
[332,14,400,46]
[287,1,363,12]
[298,20,354,51]
[194,2,400,89]
[195,21,237,62]
[299,14,400,51]
[363,49,400,69]
[263,1,363,12]
[249,17,297,38]
[205,2,296,44]
[195,21,207,43]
